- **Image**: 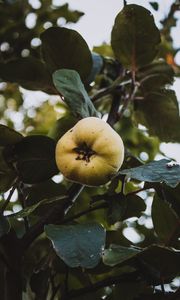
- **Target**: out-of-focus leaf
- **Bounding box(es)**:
[8,135,59,184]
[0,58,55,93]
[87,52,104,84]
[108,194,146,224]
[53,69,99,118]
[41,27,92,82]
[48,114,78,142]
[152,193,179,243]
[0,215,10,237]
[45,222,106,269]
[134,89,180,142]
[111,4,160,69]
[149,2,159,11]
[120,159,180,188]
[0,125,22,146]
[0,148,16,193]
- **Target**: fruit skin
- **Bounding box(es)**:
[55,117,124,186]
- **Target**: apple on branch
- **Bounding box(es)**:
[55,117,124,186]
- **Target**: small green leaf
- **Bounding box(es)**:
[45,222,106,269]
[111,4,160,69]
[0,215,10,237]
[103,244,140,266]
[134,89,180,142]
[41,27,92,82]
[149,2,159,11]
[0,125,23,146]
[53,69,99,118]
[120,159,180,188]
[0,58,54,93]
[152,193,179,243]
[9,135,59,184]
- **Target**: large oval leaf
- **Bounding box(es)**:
[7,135,59,184]
[111,4,160,69]
[41,27,92,82]
[0,58,54,93]
[0,148,16,193]
[0,125,23,146]
[45,222,106,269]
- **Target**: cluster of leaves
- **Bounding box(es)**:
[0,1,180,300]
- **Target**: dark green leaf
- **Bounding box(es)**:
[149,2,159,11]
[0,148,16,193]
[87,52,104,84]
[162,184,180,217]
[103,244,140,266]
[120,159,180,188]
[108,194,146,224]
[111,4,160,68]
[0,125,22,146]
[134,89,180,142]
[10,135,59,184]
[53,69,99,118]
[137,60,174,92]
[45,222,106,268]
[152,193,179,243]
[103,244,180,280]
[0,215,10,237]
[112,281,146,300]
[0,58,54,93]
[8,194,67,218]
[41,27,92,82]
[48,114,78,142]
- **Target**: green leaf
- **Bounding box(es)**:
[0,125,22,146]
[0,148,16,193]
[108,194,146,224]
[137,60,174,92]
[41,27,92,82]
[48,114,78,142]
[149,2,159,11]
[152,193,179,243]
[0,58,54,93]
[134,89,180,142]
[9,135,58,184]
[103,244,141,266]
[120,159,180,188]
[111,4,160,69]
[8,194,67,219]
[103,244,180,280]
[0,215,10,237]
[45,222,106,269]
[53,69,99,118]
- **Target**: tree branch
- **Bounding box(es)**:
[0,178,18,214]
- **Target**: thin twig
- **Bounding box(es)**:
[107,90,122,127]
[17,182,29,232]
[123,0,127,6]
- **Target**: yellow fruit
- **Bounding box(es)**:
[55,117,124,186]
